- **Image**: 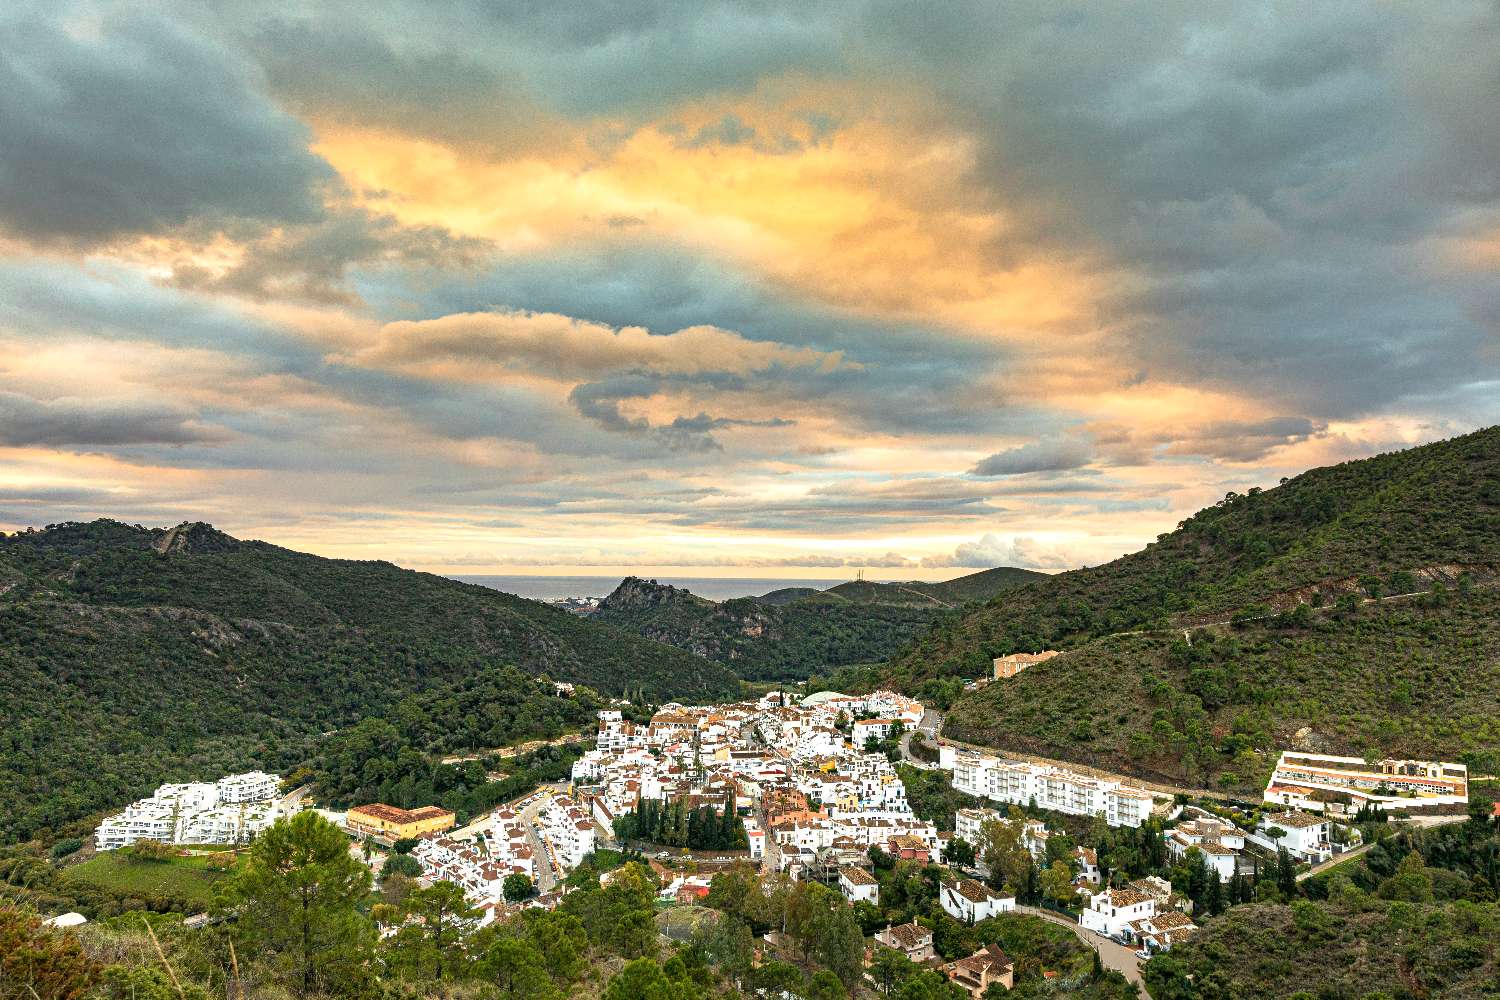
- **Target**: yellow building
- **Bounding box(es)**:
[346,803,455,842]
[993,650,1060,680]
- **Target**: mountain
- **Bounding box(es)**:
[927,426,1500,793]
[894,427,1500,682]
[595,568,1045,681]
[0,520,739,842]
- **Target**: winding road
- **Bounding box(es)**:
[1013,905,1148,996]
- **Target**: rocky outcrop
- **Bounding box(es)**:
[152,521,241,556]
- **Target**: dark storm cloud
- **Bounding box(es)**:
[0,391,226,447]
[0,9,333,246]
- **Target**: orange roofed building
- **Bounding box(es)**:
[347,803,455,843]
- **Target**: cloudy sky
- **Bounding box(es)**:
[1,1,1497,578]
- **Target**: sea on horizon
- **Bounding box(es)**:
[450,574,850,603]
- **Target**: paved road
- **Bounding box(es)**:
[1295,813,1470,883]
[1013,905,1148,997]
[1297,844,1370,882]
[898,710,944,769]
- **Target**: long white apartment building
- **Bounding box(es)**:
[95,771,284,850]
[949,750,1155,827]
[1264,751,1469,814]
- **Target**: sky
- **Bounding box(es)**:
[1,1,1497,579]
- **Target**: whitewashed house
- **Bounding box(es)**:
[940,876,1015,923]
[1080,887,1157,940]
[839,866,880,905]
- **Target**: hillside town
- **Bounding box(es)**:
[81,694,1481,997]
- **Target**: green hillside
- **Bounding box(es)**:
[945,588,1500,793]
[895,426,1500,682]
[0,520,738,843]
[595,567,1044,680]
[930,426,1500,790]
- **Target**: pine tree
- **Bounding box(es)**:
[221,811,375,998]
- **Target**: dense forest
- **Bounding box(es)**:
[593,567,1043,681]
[0,520,738,843]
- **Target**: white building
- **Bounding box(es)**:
[1080,887,1157,940]
[954,807,1001,849]
[1166,816,1245,883]
[940,876,1015,923]
[950,751,1155,828]
[95,772,283,851]
[1256,811,1332,863]
[852,718,900,746]
[839,866,880,905]
[1264,751,1469,815]
[541,794,597,870]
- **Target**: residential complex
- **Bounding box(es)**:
[945,748,1157,827]
[95,771,284,851]
[1264,751,1469,815]
[570,690,945,882]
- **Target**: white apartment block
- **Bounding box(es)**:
[852,719,900,745]
[95,772,283,851]
[951,751,1155,828]
[955,807,1001,849]
[1265,751,1469,815]
[541,794,596,870]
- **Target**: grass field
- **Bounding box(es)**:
[64,851,236,906]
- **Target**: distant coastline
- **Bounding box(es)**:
[452,574,848,603]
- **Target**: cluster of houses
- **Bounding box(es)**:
[875,921,1016,999]
[94,771,284,850]
[944,747,1158,828]
[571,690,938,883]
[1080,876,1199,955]
[539,793,597,870]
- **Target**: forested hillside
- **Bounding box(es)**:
[0,520,737,842]
[594,567,1044,680]
[893,426,1500,684]
[930,426,1500,792]
[945,587,1500,794]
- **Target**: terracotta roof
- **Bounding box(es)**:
[1267,810,1325,829]
[1147,910,1196,930]
[349,802,452,825]
[1102,889,1152,908]
[881,922,931,949]
[840,866,877,886]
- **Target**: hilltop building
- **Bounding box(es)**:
[1264,751,1469,815]
[993,650,1060,679]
